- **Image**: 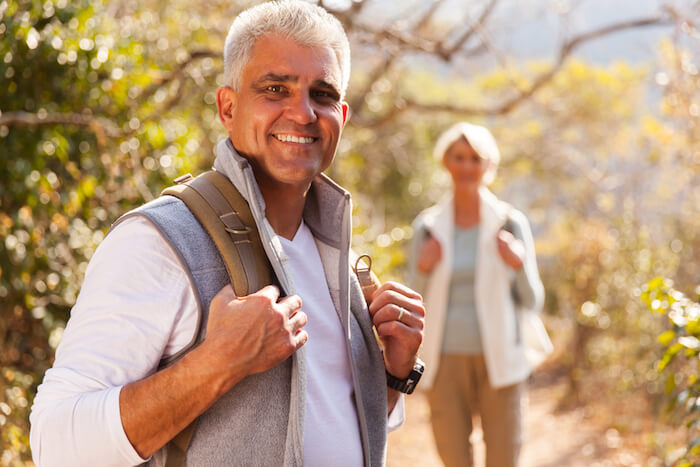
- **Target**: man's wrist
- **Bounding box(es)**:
[385,358,424,395]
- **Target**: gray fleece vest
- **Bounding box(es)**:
[117,180,388,466]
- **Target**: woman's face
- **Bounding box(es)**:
[443,137,489,190]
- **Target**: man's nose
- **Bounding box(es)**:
[285,93,317,125]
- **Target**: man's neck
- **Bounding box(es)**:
[256,175,310,241]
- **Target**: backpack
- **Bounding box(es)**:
[158,170,379,466]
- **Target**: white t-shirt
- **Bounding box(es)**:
[279,221,363,467]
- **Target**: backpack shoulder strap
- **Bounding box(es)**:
[158,170,273,466]
[161,170,272,297]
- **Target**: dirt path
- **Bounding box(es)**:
[386,369,651,466]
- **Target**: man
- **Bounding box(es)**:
[29,1,425,466]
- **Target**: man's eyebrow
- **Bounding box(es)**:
[251,73,298,86]
[251,73,340,95]
[314,79,341,96]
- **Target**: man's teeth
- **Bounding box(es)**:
[274,134,315,144]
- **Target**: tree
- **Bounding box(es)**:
[1,0,697,463]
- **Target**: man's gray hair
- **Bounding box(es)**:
[223,0,351,99]
[434,122,501,185]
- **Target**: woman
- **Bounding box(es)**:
[409,122,552,467]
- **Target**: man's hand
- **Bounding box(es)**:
[496,229,525,270]
[202,284,308,385]
[368,282,425,380]
[120,284,308,458]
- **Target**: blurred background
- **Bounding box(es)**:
[0,0,698,465]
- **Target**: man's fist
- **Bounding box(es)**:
[203,284,308,378]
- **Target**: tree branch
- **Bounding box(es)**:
[0,111,121,138]
[559,15,667,60]
[136,49,219,101]
[437,0,499,59]
[386,14,670,119]
[347,49,398,114]
[412,0,443,32]
[326,0,365,32]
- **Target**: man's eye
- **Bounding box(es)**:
[266,85,284,93]
[313,90,339,101]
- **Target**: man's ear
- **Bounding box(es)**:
[341,102,350,126]
[217,86,238,132]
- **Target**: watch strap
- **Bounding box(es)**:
[385,358,424,395]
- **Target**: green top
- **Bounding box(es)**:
[442,222,538,355]
[442,225,482,354]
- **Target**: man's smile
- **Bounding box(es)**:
[273,133,317,144]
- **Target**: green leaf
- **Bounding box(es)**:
[659,330,677,346]
[658,343,683,371]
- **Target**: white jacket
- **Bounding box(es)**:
[411,186,552,389]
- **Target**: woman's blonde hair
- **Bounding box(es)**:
[433,122,501,185]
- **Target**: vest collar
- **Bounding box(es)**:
[213,138,350,250]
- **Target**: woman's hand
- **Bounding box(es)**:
[496,229,525,270]
[417,235,442,273]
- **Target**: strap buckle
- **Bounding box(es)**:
[354,254,374,289]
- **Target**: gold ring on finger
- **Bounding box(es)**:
[398,307,405,323]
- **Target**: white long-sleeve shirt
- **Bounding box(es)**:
[30,215,403,467]
[30,217,196,466]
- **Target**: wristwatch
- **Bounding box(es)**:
[385,358,425,395]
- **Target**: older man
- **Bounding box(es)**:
[29,1,424,466]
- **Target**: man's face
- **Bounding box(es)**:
[219,33,348,192]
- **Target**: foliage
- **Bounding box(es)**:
[0,0,698,464]
[0,369,33,466]
[644,278,700,466]
[0,0,229,461]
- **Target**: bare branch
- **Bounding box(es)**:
[325,0,365,32]
[348,1,445,117]
[412,0,444,33]
[350,0,496,62]
[379,14,670,120]
[469,15,525,92]
[559,15,667,60]
[662,5,700,39]
[0,111,121,138]
[437,0,500,59]
[347,50,399,112]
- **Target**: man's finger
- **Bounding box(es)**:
[373,281,422,301]
[293,330,309,349]
[375,320,422,343]
[255,284,282,302]
[288,310,308,333]
[369,289,424,317]
[278,294,303,317]
[372,304,424,331]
